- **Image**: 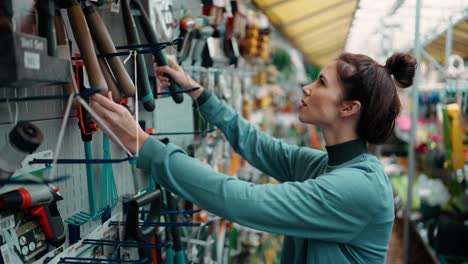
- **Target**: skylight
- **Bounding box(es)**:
[346,0,468,63]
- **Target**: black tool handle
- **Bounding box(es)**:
[166,192,182,251]
[131,0,184,104]
[124,189,161,263]
[121,0,155,111]
[37,0,57,56]
[76,66,96,141]
[125,189,161,238]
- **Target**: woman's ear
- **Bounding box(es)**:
[340,100,361,117]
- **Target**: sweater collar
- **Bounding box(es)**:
[325,139,368,166]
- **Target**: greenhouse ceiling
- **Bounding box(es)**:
[425,20,468,64]
[255,0,468,67]
[253,0,358,67]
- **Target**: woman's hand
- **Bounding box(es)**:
[91,92,148,154]
[156,58,204,99]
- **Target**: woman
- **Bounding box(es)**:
[91,52,416,263]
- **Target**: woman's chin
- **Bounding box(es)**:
[298,114,307,123]
[298,114,315,125]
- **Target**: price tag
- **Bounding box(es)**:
[0,215,15,231]
[24,51,40,70]
[0,243,12,263]
[111,0,120,13]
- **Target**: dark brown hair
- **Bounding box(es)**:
[336,53,417,144]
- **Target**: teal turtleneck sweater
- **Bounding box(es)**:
[137,93,394,264]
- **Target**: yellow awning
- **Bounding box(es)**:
[254,0,358,67]
[424,20,468,64]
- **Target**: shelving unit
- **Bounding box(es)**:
[403,4,468,264]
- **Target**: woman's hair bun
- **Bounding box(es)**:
[385,53,417,88]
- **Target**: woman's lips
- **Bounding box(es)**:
[299,99,307,110]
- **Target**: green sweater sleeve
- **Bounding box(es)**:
[196,93,325,182]
[137,137,380,243]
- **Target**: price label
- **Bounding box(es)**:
[0,244,11,263]
[0,215,15,231]
[24,51,40,70]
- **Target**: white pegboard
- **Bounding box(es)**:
[0,0,202,254]
[0,86,67,125]
[0,94,195,242]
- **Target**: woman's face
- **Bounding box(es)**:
[298,62,345,127]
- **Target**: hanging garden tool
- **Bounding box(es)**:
[99,135,119,215]
[188,21,213,67]
[63,70,124,229]
[76,62,99,218]
[163,191,186,264]
[123,189,163,264]
[94,40,123,103]
[128,0,184,104]
[200,0,228,68]
[223,0,241,66]
[65,0,108,95]
[177,17,197,62]
[84,5,135,102]
[62,57,118,227]
[121,0,157,111]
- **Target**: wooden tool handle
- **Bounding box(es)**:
[84,6,135,97]
[67,3,108,94]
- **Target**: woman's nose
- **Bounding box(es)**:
[302,85,310,96]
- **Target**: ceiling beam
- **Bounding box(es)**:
[285,10,355,38]
[432,36,467,49]
[303,41,345,56]
[296,24,349,46]
[452,30,468,40]
[298,34,346,53]
[311,48,344,60]
[255,0,291,10]
[281,0,356,28]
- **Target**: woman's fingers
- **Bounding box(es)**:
[159,76,169,83]
[167,58,182,71]
[156,65,174,77]
[92,93,119,112]
[88,92,146,154]
[156,67,179,88]
[91,99,108,119]
[91,110,112,136]
[161,81,170,87]
[155,59,201,91]
[91,93,129,134]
